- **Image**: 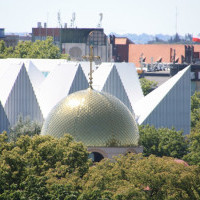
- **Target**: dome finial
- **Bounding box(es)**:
[83,45,100,89]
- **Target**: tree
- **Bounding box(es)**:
[13,41,32,58]
[140,78,157,96]
[0,40,6,54]
[81,154,200,200]
[191,91,200,129]
[139,125,188,158]
[9,115,41,142]
[0,133,90,199]
[0,40,6,58]
[183,129,200,166]
[0,37,68,59]
[28,37,61,59]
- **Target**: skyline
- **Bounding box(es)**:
[0,0,200,36]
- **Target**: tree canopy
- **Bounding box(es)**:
[0,131,200,199]
[139,125,188,158]
[139,78,157,96]
[191,91,200,129]
[0,37,66,59]
[0,133,90,199]
[80,154,200,200]
[9,115,41,142]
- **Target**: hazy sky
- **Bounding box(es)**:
[0,0,199,35]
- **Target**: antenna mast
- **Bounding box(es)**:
[70,12,76,28]
[57,11,62,28]
[97,13,103,28]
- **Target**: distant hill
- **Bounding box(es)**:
[5,32,31,36]
[110,32,175,44]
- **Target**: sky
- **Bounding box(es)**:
[0,0,200,36]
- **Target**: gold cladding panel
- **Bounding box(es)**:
[41,88,139,147]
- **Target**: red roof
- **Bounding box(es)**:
[115,37,134,45]
[129,44,200,67]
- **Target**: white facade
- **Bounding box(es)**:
[0,59,191,136]
[92,62,144,113]
[37,63,89,118]
[0,62,43,126]
[62,43,112,62]
[134,66,191,134]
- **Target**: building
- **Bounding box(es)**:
[3,34,19,47]
[32,24,112,62]
[129,44,200,67]
[0,28,5,39]
[110,35,133,62]
[19,34,32,42]
[0,59,191,138]
[134,66,191,135]
[41,88,142,161]
[32,23,60,45]
[0,28,19,47]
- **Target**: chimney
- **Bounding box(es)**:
[37,22,42,28]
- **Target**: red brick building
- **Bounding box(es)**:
[110,35,133,62]
[129,44,200,67]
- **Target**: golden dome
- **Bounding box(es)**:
[41,88,139,147]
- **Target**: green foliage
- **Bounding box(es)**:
[191,91,200,129]
[140,78,157,96]
[81,154,200,200]
[139,125,188,158]
[0,37,70,59]
[183,133,200,166]
[13,41,32,58]
[0,133,90,199]
[28,37,61,59]
[1,131,200,199]
[61,53,70,60]
[9,115,41,142]
[185,92,200,165]
[0,40,6,54]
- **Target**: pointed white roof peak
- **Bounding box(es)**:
[92,62,114,90]
[37,62,88,118]
[24,60,45,92]
[114,63,144,108]
[134,65,191,125]
[0,63,23,106]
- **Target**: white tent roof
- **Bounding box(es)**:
[134,65,191,125]
[23,60,45,94]
[92,62,143,112]
[0,101,10,133]
[115,63,144,109]
[37,62,88,118]
[3,64,43,126]
[0,63,22,106]
[92,62,114,90]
